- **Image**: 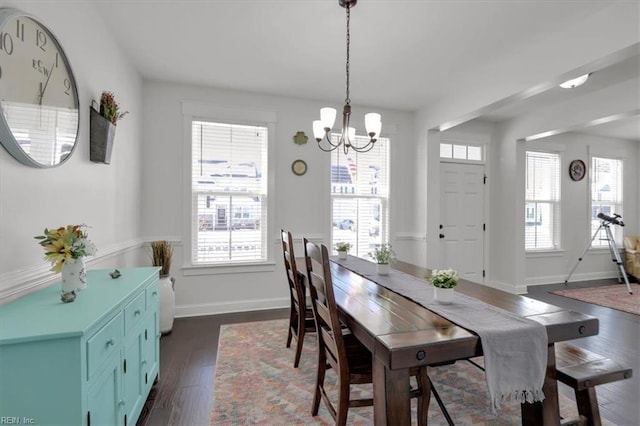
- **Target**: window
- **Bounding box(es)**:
[591,157,623,247]
[440,143,483,161]
[190,120,268,264]
[331,135,390,258]
[525,151,561,250]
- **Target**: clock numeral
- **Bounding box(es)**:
[36,29,47,52]
[0,32,14,55]
[64,78,72,96]
[16,19,25,42]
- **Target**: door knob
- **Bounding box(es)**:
[439,233,445,239]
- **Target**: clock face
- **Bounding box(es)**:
[0,9,80,167]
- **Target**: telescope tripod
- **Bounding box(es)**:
[565,221,633,294]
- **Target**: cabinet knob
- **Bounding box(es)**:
[134,309,141,316]
[106,339,115,347]
[152,291,158,296]
[118,400,125,407]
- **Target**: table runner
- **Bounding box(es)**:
[332,256,547,412]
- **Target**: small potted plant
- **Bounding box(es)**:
[90,91,129,164]
[335,241,352,259]
[428,268,458,304]
[369,243,396,275]
[151,240,175,334]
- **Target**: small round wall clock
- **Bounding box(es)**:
[569,159,586,181]
[0,8,80,168]
[291,159,307,176]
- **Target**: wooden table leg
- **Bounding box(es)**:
[373,357,411,426]
[521,344,561,425]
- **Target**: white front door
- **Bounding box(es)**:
[439,162,485,283]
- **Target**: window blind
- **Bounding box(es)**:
[525,151,561,250]
[330,135,390,258]
[591,157,623,247]
[191,120,268,264]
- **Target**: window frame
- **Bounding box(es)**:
[181,102,276,275]
[329,133,391,259]
[524,149,562,252]
[589,155,624,249]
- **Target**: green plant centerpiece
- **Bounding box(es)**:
[428,269,459,288]
[335,241,352,259]
[100,91,129,125]
[370,243,396,264]
[369,243,396,275]
[428,269,458,304]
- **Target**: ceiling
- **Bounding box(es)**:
[93,0,639,142]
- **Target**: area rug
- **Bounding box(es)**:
[551,284,640,315]
[210,319,600,425]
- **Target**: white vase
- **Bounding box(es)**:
[434,286,455,304]
[61,257,86,293]
[377,263,390,275]
[159,275,175,334]
[338,251,348,260]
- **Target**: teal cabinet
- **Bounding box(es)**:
[0,267,160,426]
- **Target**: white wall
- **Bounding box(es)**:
[523,133,638,286]
[141,80,415,316]
[415,2,639,294]
[0,1,144,301]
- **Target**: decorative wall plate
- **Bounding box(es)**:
[291,159,307,176]
[293,131,308,145]
[569,159,586,181]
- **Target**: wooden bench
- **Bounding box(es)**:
[555,342,633,426]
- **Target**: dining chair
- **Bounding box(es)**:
[281,229,316,368]
[303,239,431,426]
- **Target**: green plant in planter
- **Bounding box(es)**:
[100,91,129,125]
[335,242,352,252]
[428,268,459,288]
[369,243,396,264]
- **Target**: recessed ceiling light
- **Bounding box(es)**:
[559,73,591,89]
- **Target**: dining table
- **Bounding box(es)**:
[328,256,599,426]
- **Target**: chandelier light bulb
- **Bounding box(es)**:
[320,107,337,130]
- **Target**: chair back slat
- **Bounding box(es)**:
[304,239,347,372]
[281,230,305,307]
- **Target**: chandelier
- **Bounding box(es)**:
[312,0,381,154]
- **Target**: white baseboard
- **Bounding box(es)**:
[175,296,289,318]
[525,271,620,287]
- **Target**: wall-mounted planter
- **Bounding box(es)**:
[89,107,116,164]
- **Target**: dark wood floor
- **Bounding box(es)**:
[138,278,639,426]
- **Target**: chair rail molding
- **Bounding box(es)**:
[0,238,146,304]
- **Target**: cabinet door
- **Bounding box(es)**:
[143,310,160,391]
[88,355,122,426]
[123,331,144,425]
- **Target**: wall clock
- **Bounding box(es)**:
[0,8,80,168]
[291,159,307,176]
[569,159,586,181]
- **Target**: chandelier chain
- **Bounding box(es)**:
[345,3,350,105]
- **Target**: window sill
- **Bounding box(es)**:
[526,249,565,258]
[183,262,276,276]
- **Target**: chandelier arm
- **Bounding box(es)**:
[349,139,376,153]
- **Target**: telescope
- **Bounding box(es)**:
[597,212,625,227]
